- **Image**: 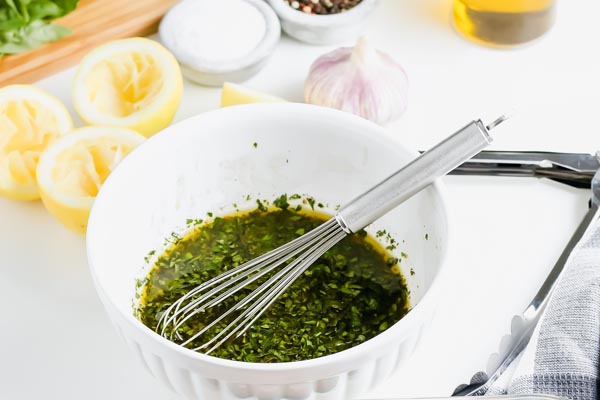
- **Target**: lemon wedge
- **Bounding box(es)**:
[0,85,73,201]
[73,38,183,137]
[36,126,145,233]
[220,82,285,107]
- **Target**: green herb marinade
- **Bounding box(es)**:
[138,206,410,362]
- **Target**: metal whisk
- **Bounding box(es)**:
[157,116,508,354]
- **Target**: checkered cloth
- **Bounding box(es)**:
[457,216,600,400]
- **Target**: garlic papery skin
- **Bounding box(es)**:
[304,37,409,125]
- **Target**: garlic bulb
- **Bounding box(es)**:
[304,37,409,125]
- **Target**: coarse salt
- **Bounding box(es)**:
[162,0,267,65]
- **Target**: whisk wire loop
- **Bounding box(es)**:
[157,218,346,350]
[199,221,347,354]
[157,233,305,336]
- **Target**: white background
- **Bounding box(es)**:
[1,0,599,398]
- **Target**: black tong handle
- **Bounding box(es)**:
[449,150,600,188]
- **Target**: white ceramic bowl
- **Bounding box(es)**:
[87,103,450,400]
[159,0,281,86]
[266,0,379,45]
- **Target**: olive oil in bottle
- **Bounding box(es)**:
[452,0,556,47]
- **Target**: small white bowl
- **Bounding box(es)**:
[266,0,379,45]
[87,103,451,400]
[159,0,281,86]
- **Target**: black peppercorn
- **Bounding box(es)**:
[284,0,363,14]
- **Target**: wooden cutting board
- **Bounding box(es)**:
[0,0,179,86]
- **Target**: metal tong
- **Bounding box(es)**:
[450,150,600,188]
[451,158,600,396]
[364,149,600,398]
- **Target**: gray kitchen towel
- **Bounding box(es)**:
[460,217,600,400]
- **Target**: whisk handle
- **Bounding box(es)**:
[336,120,493,233]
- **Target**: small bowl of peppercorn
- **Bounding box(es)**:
[266,0,379,45]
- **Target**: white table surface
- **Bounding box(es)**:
[1,0,599,399]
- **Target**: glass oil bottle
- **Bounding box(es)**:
[452,0,556,47]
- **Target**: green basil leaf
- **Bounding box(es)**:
[13,0,30,22]
[26,18,69,40]
[0,0,78,55]
[0,19,70,54]
[0,8,27,30]
[52,0,78,15]
[27,1,63,20]
[4,0,24,20]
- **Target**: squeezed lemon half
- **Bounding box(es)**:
[73,38,183,137]
[36,126,145,233]
[220,82,285,107]
[0,85,73,201]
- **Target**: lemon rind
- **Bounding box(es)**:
[0,85,73,200]
[220,82,285,107]
[36,126,146,211]
[72,38,183,137]
[0,85,73,133]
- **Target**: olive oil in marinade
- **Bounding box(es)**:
[138,202,410,362]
